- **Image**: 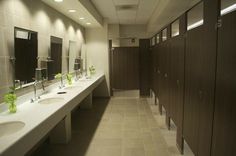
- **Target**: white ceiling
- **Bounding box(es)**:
[147,0,200,34]
[42,0,202,35]
[41,0,102,28]
[91,0,159,24]
[91,0,200,34]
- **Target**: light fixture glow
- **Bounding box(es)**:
[187,19,203,30]
[86,22,91,25]
[68,9,76,13]
[221,3,236,15]
[54,0,63,2]
[79,17,85,20]
[172,32,179,37]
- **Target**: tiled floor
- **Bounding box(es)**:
[32,90,194,156]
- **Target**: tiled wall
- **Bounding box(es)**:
[0,0,85,103]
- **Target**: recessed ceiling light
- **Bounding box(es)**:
[68,9,76,13]
[79,17,85,20]
[86,22,91,25]
[54,0,63,2]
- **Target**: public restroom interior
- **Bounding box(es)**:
[0,0,235,156]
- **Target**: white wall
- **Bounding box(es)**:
[108,24,120,47]
[120,24,148,47]
[0,0,85,102]
[85,22,110,97]
[108,24,149,47]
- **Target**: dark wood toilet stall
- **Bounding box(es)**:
[149,0,236,156]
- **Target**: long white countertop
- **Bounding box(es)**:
[0,73,105,156]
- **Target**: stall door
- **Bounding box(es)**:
[112,47,139,90]
[212,10,236,156]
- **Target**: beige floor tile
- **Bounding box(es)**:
[100,148,122,156]
[123,130,141,139]
[91,138,122,148]
[32,92,194,156]
[123,148,145,156]
[145,148,170,156]
[84,148,101,156]
[123,121,140,130]
[94,129,123,139]
[122,138,144,148]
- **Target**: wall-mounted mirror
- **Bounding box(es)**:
[80,44,87,73]
[14,27,38,87]
[48,36,62,80]
[68,41,79,73]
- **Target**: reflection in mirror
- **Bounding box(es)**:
[221,0,236,16]
[171,20,180,37]
[80,44,87,73]
[48,36,62,80]
[187,2,204,31]
[14,27,38,87]
[68,41,78,73]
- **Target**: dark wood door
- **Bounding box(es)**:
[184,26,204,154]
[112,47,140,90]
[150,47,155,92]
[139,39,150,96]
[153,45,159,96]
[159,41,171,112]
[212,11,236,156]
[51,43,62,75]
[169,36,185,128]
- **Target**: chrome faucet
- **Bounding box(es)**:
[59,74,65,89]
[31,80,45,103]
[75,70,78,81]
[14,79,22,89]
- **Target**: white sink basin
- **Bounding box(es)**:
[0,121,25,138]
[64,86,83,91]
[38,97,64,105]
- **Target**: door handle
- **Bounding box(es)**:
[154,68,157,73]
[199,90,203,100]
[177,80,180,86]
[164,73,168,78]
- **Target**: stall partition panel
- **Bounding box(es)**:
[212,11,236,156]
[158,41,171,112]
[184,26,204,155]
[112,47,140,90]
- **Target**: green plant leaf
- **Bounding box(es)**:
[55,73,62,79]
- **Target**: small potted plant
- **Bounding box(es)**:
[66,73,73,85]
[4,86,17,113]
[89,65,96,75]
[55,73,62,79]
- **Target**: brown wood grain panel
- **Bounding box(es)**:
[212,11,236,156]
[158,40,171,113]
[139,39,150,96]
[169,35,185,128]
[112,47,139,90]
[197,1,219,155]
[184,26,204,154]
[150,46,155,92]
